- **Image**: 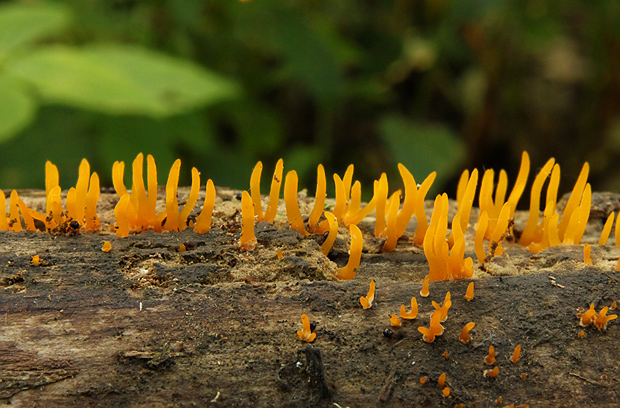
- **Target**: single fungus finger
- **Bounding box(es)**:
[360,280,375,309]
[342,164,354,204]
[465,282,474,301]
[163,159,182,231]
[599,212,615,245]
[336,224,363,280]
[418,326,435,343]
[17,199,36,231]
[112,161,128,198]
[558,162,589,240]
[194,179,216,234]
[75,159,90,224]
[438,373,446,388]
[395,163,417,237]
[475,211,489,264]
[459,322,476,344]
[84,173,101,231]
[308,164,326,233]
[420,276,430,297]
[9,190,22,232]
[374,173,389,238]
[456,170,469,205]
[114,194,131,238]
[413,172,436,245]
[250,162,264,220]
[178,167,201,231]
[262,159,284,223]
[240,191,258,251]
[510,345,522,363]
[400,297,418,320]
[284,171,309,236]
[0,193,8,230]
[332,174,348,221]
[382,190,402,252]
[506,151,531,216]
[146,155,158,224]
[485,346,496,365]
[45,161,59,198]
[320,212,338,256]
[130,153,148,227]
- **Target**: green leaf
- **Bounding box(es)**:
[0,74,36,142]
[6,44,239,117]
[0,3,70,60]
[379,115,466,194]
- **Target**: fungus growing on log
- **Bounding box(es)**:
[283,170,309,236]
[400,297,418,320]
[485,346,496,365]
[240,191,257,251]
[360,280,375,309]
[459,322,475,344]
[465,282,474,301]
[336,224,363,280]
[260,159,284,223]
[297,314,316,343]
[510,345,521,363]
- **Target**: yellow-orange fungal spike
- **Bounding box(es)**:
[390,314,402,327]
[484,366,499,378]
[594,306,618,331]
[240,191,257,251]
[475,211,489,264]
[308,164,326,233]
[430,310,444,336]
[343,165,354,201]
[332,174,348,222]
[574,184,591,244]
[493,170,508,214]
[0,192,7,230]
[465,282,474,301]
[346,181,361,219]
[599,212,614,245]
[489,202,513,256]
[584,243,592,265]
[374,173,389,238]
[520,158,555,246]
[9,190,21,232]
[382,190,402,252]
[250,161,264,220]
[485,346,496,365]
[413,172,437,245]
[66,187,77,222]
[418,326,435,343]
[510,345,521,363]
[400,297,418,319]
[616,213,620,247]
[360,280,375,309]
[146,155,158,224]
[506,151,531,213]
[343,183,377,226]
[112,161,127,198]
[163,159,182,232]
[17,199,35,231]
[84,172,101,231]
[284,171,309,236]
[336,224,363,280]
[458,169,478,234]
[262,159,284,223]
[420,276,430,297]
[114,194,131,238]
[297,314,316,343]
[558,162,589,240]
[438,372,446,387]
[194,179,216,234]
[130,153,148,226]
[75,158,90,224]
[395,163,417,237]
[320,212,338,256]
[178,168,200,231]
[479,169,495,232]
[456,169,469,205]
[45,161,59,198]
[102,241,112,252]
[442,387,450,397]
[459,322,476,343]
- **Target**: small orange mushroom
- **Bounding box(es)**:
[594,307,618,331]
[465,282,474,301]
[485,345,496,365]
[442,387,450,397]
[510,345,521,363]
[400,297,418,320]
[419,376,428,384]
[102,241,112,253]
[438,372,446,387]
[360,280,375,309]
[297,314,316,342]
[32,255,41,265]
[459,322,476,344]
[579,303,597,327]
[430,310,444,336]
[418,326,435,343]
[484,366,499,378]
[390,314,402,327]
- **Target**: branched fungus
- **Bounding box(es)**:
[297,314,316,342]
[400,297,418,320]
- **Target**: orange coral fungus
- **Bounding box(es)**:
[584,244,592,265]
[178,243,186,252]
[32,255,41,265]
[240,191,258,251]
[484,366,499,378]
[320,212,338,256]
[374,173,389,238]
[336,224,363,280]
[438,373,446,387]
[412,172,436,246]
[114,194,131,238]
[594,307,618,331]
[45,161,59,197]
[102,241,112,253]
[297,314,316,342]
[74,159,90,225]
[418,326,435,343]
[579,303,597,327]
[84,173,101,231]
[419,377,428,384]
[283,171,309,236]
[260,159,284,223]
[360,280,375,309]
[390,314,402,327]
[343,180,377,227]
[475,211,489,264]
[432,292,452,322]
[430,310,444,336]
[382,164,418,252]
[250,161,264,220]
[420,276,430,297]
[465,282,474,301]
[400,297,418,320]
[17,198,36,231]
[599,212,614,245]
[308,164,326,233]
[177,168,201,231]
[485,346,496,365]
[424,194,473,280]
[0,193,7,230]
[510,345,521,363]
[8,190,22,232]
[455,168,478,236]
[443,351,449,359]
[558,162,589,240]
[519,158,555,246]
[442,387,450,398]
[459,322,476,344]
[562,184,591,245]
[276,249,284,260]
[163,159,182,231]
[382,190,402,252]
[194,179,216,234]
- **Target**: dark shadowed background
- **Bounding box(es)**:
[1,0,619,203]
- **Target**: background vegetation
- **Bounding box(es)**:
[1,0,620,201]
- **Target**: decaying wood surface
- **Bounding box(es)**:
[1,189,619,407]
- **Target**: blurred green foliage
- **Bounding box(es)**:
[1,0,620,199]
